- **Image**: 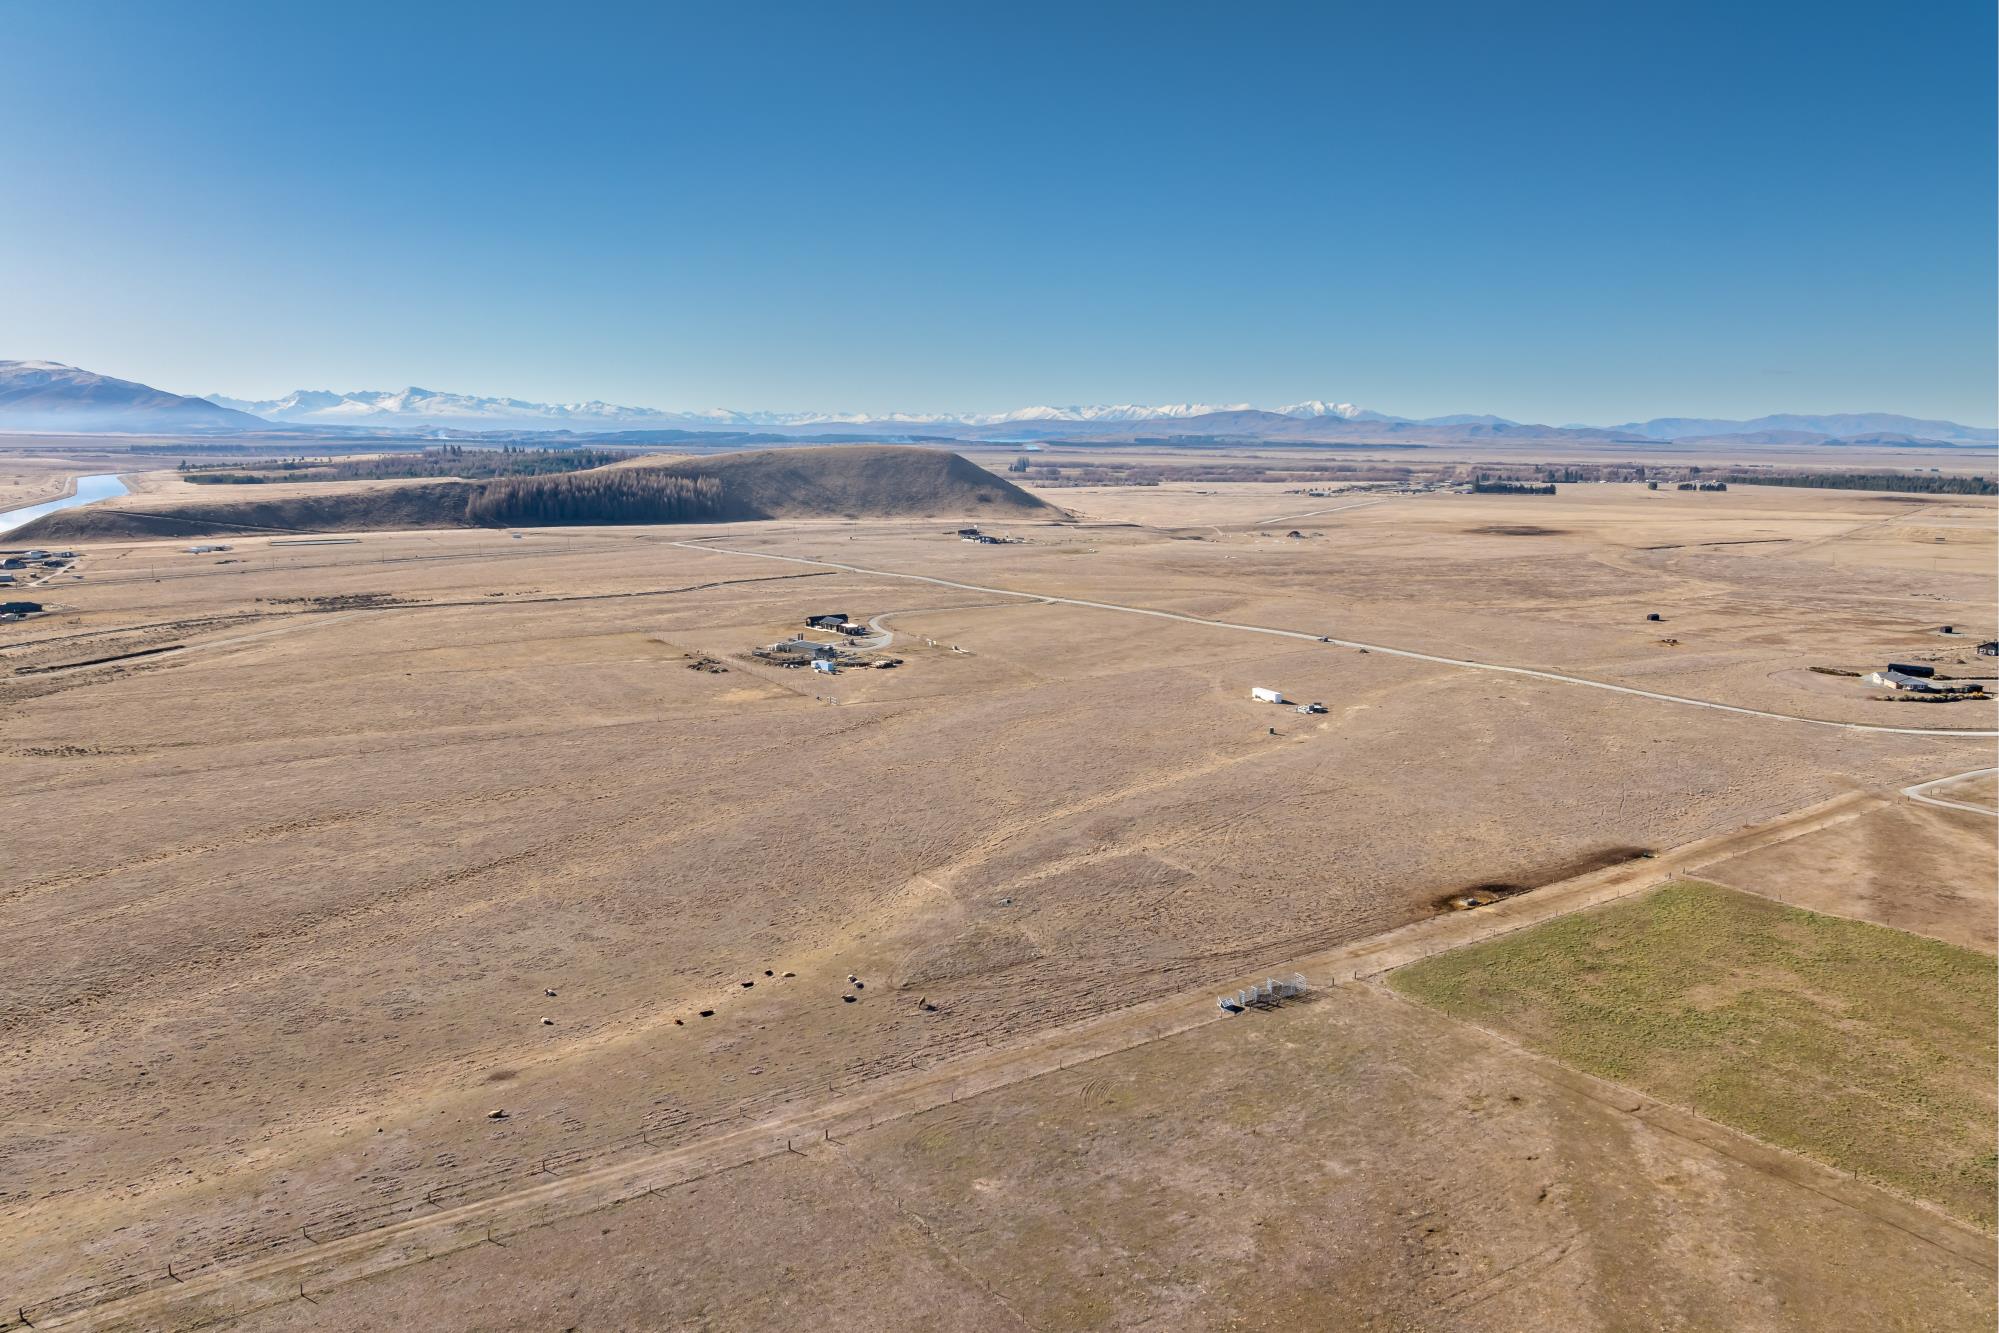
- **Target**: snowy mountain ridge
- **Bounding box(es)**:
[206,387,1373,431]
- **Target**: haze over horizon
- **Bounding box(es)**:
[8,358,1994,438]
[3,1,1993,426]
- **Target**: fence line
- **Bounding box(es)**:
[6,964,1299,1327]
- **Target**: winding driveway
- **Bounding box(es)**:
[1901,768,1999,815]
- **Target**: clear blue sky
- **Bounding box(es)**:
[3,0,1993,424]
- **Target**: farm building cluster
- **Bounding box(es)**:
[0,546,81,609]
[1251,686,1327,715]
[956,527,1019,545]
[1862,660,1985,696]
[749,613,902,675]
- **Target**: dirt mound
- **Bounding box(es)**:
[15,446,1057,540]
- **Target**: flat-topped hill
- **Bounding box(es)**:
[643,445,1054,520]
[13,445,1055,539]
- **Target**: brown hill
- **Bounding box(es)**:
[15,445,1056,540]
[642,445,1055,520]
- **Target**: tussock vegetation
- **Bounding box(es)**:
[1391,880,1997,1226]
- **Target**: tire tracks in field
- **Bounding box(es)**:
[31,783,1992,1332]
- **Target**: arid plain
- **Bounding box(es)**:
[2,456,1994,1330]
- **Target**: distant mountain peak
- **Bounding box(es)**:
[1615,412,1995,446]
[0,360,267,434]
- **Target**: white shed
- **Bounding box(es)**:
[811,659,838,674]
[1251,686,1285,704]
[1864,670,1932,692]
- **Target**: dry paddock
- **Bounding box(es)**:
[0,482,1993,1321]
[206,984,1997,1332]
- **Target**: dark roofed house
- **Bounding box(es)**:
[1886,662,1935,679]
[1980,641,1999,658]
[804,613,849,629]
[1,601,44,615]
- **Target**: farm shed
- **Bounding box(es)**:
[1251,687,1285,704]
[1864,670,1936,692]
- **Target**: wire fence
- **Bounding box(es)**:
[0,1105,705,1329]
[4,970,1296,1328]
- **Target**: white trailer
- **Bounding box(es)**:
[1251,687,1285,704]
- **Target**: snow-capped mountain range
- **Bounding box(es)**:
[205,387,1373,432]
[4,361,1992,445]
[205,385,1999,444]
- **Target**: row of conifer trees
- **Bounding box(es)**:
[462,470,726,525]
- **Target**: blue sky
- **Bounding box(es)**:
[3,1,1993,424]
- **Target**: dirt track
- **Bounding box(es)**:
[32,784,1985,1332]
[1904,767,1999,814]
[671,537,1999,738]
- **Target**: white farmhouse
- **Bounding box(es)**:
[1863,670,1935,692]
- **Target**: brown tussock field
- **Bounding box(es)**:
[0,455,1993,1329]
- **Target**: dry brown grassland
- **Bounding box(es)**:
[0,453,1993,1329]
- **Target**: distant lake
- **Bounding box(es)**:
[0,473,129,535]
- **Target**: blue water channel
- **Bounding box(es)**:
[0,473,129,535]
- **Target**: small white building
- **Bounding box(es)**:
[1251,686,1285,704]
[811,659,838,674]
[1864,670,1934,692]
